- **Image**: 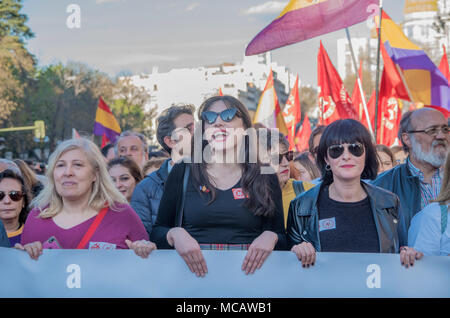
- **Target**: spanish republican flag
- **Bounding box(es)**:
[94,97,121,143]
[379,11,450,110]
[253,70,289,135]
[318,41,358,125]
[246,0,379,55]
[282,75,301,151]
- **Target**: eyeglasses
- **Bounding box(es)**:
[201,108,238,125]
[328,143,365,159]
[0,191,24,202]
[272,150,294,164]
[406,125,449,137]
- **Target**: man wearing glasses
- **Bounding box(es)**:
[373,108,449,247]
[131,104,195,237]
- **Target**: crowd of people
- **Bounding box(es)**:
[0,95,449,278]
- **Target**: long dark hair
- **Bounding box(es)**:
[191,95,278,217]
[316,119,378,185]
[0,169,30,226]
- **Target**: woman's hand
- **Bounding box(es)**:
[242,231,278,275]
[14,242,43,260]
[400,246,423,268]
[125,239,157,259]
[291,242,316,267]
[167,227,207,277]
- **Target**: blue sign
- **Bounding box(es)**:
[0,248,448,298]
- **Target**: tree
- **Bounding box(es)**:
[109,78,157,140]
[0,0,35,123]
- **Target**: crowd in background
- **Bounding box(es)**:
[0,95,449,277]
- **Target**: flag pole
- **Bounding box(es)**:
[374,0,384,141]
[345,27,374,138]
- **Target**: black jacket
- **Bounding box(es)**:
[371,163,421,246]
[287,181,400,253]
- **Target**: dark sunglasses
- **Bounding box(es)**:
[0,191,24,202]
[272,150,294,164]
[201,108,238,125]
[328,143,365,159]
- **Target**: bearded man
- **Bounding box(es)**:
[373,108,449,247]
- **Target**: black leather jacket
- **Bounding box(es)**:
[287,181,400,253]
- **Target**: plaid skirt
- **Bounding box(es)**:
[199,243,251,250]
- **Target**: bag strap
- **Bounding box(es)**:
[176,165,190,227]
[76,206,109,249]
[440,203,448,235]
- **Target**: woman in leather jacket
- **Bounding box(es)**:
[287,119,422,268]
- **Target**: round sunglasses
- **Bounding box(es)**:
[328,142,365,159]
[0,191,24,202]
[201,108,238,125]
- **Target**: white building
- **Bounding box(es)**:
[127,52,297,117]
[337,37,378,81]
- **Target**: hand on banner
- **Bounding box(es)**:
[167,227,208,277]
[14,241,43,260]
[125,239,157,259]
[399,246,423,268]
[242,231,278,275]
[291,242,316,268]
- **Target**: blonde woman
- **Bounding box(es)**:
[408,149,450,256]
[15,138,156,259]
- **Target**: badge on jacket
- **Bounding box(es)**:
[319,217,336,232]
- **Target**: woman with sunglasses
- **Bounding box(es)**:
[151,95,286,277]
[287,119,409,267]
[0,169,30,247]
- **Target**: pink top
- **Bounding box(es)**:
[21,203,149,249]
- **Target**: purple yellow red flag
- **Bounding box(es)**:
[94,97,121,143]
[318,41,358,125]
[378,11,450,111]
[282,75,301,151]
[253,70,289,135]
[246,0,379,56]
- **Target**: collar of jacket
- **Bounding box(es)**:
[295,181,397,216]
[154,158,171,183]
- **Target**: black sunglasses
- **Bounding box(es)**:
[328,143,365,159]
[0,191,24,202]
[272,150,294,164]
[201,108,238,125]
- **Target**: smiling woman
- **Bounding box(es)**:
[16,138,156,260]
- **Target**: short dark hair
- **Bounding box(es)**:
[316,119,378,184]
[398,111,414,152]
[107,156,143,184]
[309,125,326,154]
[156,104,195,154]
[101,143,115,158]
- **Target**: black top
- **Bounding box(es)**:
[317,185,379,253]
[151,162,287,250]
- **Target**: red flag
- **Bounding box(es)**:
[380,42,410,101]
[439,45,450,84]
[318,41,358,125]
[351,61,365,121]
[294,114,311,152]
[282,75,301,151]
[72,128,81,139]
[372,68,401,146]
[364,90,376,131]
[253,69,289,135]
[101,133,110,148]
[219,87,224,96]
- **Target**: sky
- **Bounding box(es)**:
[21,0,405,86]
